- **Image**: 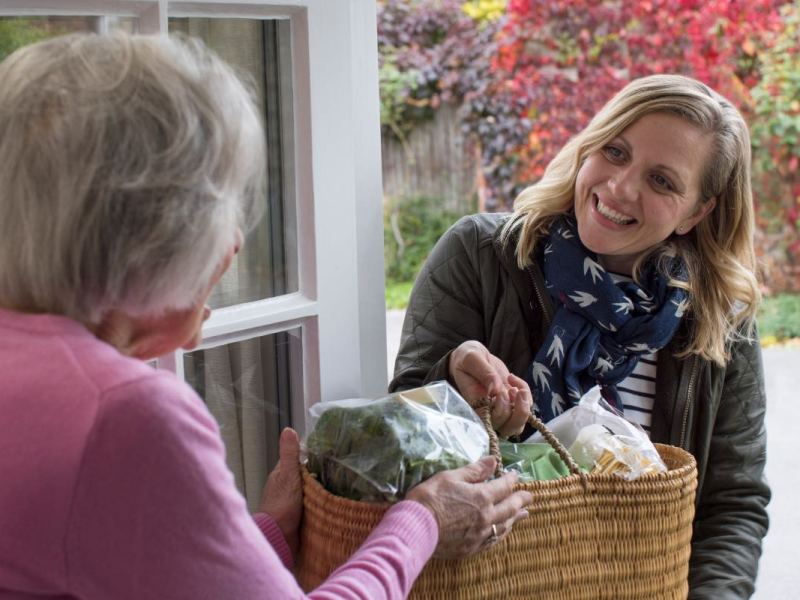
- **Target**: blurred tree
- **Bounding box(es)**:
[377,0,502,140]
[0,18,54,61]
[751,1,800,291]
[377,0,799,290]
[495,0,786,200]
[377,0,528,209]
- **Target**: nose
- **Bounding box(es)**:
[608,167,639,203]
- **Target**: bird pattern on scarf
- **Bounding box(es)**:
[525,216,689,423]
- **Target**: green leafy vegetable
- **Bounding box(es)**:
[306,384,488,502]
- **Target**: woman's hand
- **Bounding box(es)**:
[448,341,533,437]
[259,428,303,555]
[406,456,532,558]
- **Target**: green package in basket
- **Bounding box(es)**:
[500,440,583,482]
[304,382,489,502]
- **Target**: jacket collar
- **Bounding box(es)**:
[492,214,555,335]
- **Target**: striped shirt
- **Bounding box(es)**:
[617,352,657,435]
[607,271,657,436]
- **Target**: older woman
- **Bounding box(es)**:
[0,33,532,599]
[392,74,770,598]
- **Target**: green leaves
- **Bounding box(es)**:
[384,196,466,285]
[0,18,55,62]
[749,3,800,284]
[379,57,423,139]
[306,386,489,502]
[758,293,800,341]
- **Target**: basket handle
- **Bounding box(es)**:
[474,397,588,488]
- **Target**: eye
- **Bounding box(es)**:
[602,145,626,162]
[651,172,675,192]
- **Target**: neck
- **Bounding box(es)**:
[91,310,138,356]
[597,254,635,276]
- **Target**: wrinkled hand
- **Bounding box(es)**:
[259,428,303,555]
[448,340,533,437]
[406,457,533,559]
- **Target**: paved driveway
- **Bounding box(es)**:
[386,311,799,596]
[753,346,800,598]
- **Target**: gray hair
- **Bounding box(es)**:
[0,33,265,324]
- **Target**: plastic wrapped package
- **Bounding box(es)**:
[568,423,666,480]
[526,386,666,480]
[304,382,489,502]
[500,441,577,482]
[526,386,643,447]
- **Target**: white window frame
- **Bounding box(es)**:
[0,0,388,436]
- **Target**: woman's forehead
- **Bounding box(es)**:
[618,113,712,180]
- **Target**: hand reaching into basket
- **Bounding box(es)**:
[259,427,303,556]
[406,456,533,558]
[448,340,533,437]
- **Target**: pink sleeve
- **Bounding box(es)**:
[309,501,438,600]
[65,374,437,600]
[253,512,294,569]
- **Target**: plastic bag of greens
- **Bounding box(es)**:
[304,382,489,502]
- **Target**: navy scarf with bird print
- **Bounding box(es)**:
[524,215,689,424]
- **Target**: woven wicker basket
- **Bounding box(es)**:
[296,403,697,600]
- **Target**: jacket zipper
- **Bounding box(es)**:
[679,355,700,447]
[526,265,553,325]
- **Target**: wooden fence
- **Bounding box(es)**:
[381,104,477,214]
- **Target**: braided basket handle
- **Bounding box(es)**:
[474,397,588,488]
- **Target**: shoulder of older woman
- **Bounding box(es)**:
[1,309,440,599]
[0,319,276,595]
[0,309,284,597]
[62,360,338,599]
[63,370,312,598]
[0,309,170,593]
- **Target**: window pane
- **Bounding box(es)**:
[169,17,299,307]
[183,329,302,511]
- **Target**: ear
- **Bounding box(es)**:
[93,229,242,359]
[94,306,204,360]
[676,197,716,236]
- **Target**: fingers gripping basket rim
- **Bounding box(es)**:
[297,396,698,599]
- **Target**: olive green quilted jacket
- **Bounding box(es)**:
[390,213,770,599]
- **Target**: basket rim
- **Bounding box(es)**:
[302,442,697,510]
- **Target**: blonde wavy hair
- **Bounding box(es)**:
[0,33,265,325]
[501,74,759,366]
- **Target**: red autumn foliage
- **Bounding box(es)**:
[496,0,786,187]
[377,0,799,291]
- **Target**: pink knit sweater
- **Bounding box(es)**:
[0,308,437,599]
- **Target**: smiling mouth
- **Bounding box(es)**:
[594,194,636,225]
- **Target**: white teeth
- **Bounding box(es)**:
[596,197,635,225]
